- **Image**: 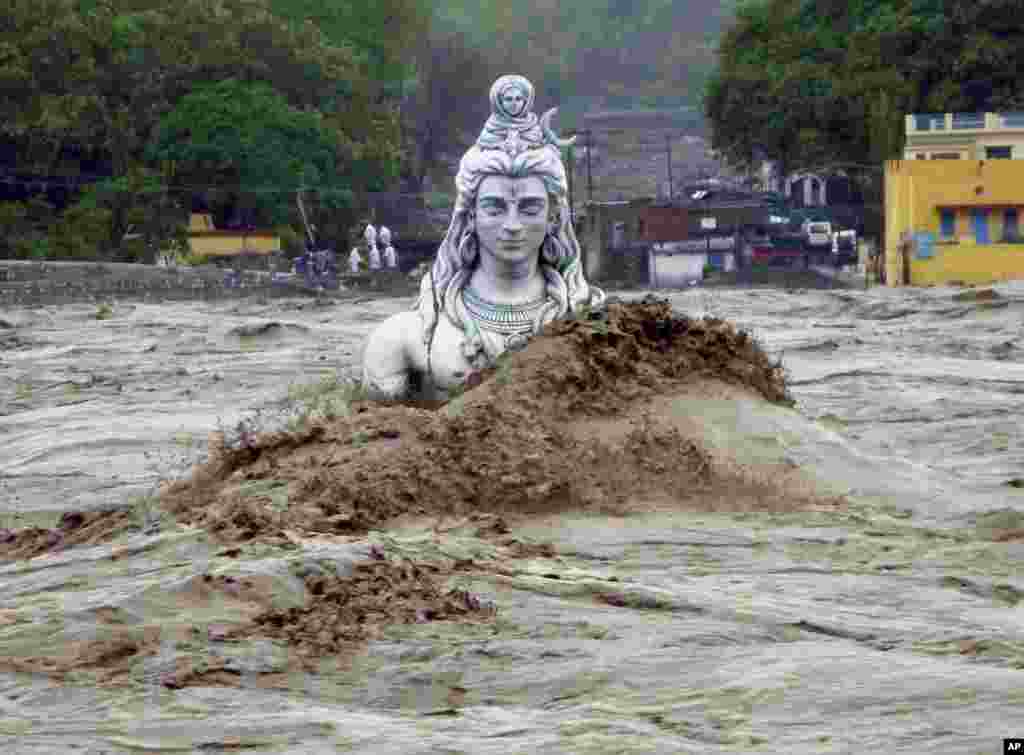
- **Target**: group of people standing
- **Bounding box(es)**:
[348,224,399,274]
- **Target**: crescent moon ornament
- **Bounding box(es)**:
[540,108,576,149]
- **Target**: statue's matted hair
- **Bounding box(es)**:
[417,141,605,357]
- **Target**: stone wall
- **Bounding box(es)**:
[0,261,313,307]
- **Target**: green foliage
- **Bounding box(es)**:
[0,197,56,259]
[48,201,113,259]
[267,0,429,89]
[150,79,354,226]
[177,251,210,267]
[0,0,411,260]
[705,0,1024,178]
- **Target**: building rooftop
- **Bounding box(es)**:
[906,111,1024,134]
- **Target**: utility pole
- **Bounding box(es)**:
[581,129,593,203]
[566,143,576,226]
[665,135,674,200]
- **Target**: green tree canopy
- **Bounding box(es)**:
[704,0,1024,176]
[150,79,354,225]
[0,0,410,257]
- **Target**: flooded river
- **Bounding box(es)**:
[1,282,1022,753]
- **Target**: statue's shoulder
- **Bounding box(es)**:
[362,308,427,396]
[368,309,424,360]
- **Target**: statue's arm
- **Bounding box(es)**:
[361,311,421,398]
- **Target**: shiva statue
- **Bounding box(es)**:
[361,75,604,399]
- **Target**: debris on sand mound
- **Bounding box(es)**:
[0,509,136,561]
[161,298,832,545]
[245,557,496,671]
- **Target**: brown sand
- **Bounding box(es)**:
[248,557,498,670]
[0,508,136,561]
[159,298,824,546]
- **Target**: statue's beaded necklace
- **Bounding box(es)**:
[461,285,546,335]
[458,285,549,360]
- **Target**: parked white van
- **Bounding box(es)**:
[802,220,833,248]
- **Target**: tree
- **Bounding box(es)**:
[150,78,356,227]
[0,0,407,257]
[704,0,1024,177]
[265,0,430,98]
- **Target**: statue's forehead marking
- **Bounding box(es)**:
[478,176,546,202]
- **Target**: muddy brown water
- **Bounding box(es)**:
[1,284,1023,753]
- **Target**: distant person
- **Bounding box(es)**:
[380,227,398,269]
[348,247,363,274]
[365,223,382,271]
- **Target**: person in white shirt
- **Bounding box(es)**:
[366,224,382,270]
[380,227,398,269]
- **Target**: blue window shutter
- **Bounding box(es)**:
[972,209,990,244]
[940,209,956,237]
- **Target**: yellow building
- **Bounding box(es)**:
[903,112,1024,160]
[884,159,1024,286]
[184,213,281,259]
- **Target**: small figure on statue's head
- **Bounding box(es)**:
[496,76,531,118]
[475,75,542,155]
[473,74,577,158]
[361,75,602,400]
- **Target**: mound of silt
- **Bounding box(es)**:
[161,297,842,545]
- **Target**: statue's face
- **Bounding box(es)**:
[474,175,549,267]
[499,86,528,117]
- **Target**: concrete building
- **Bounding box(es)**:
[578,199,655,282]
[884,159,1024,286]
[179,213,282,267]
[903,112,1024,160]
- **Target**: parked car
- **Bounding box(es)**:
[802,220,833,248]
[833,229,858,266]
[751,234,805,267]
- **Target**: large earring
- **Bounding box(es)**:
[458,228,478,266]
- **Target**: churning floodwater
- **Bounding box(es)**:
[0,282,1022,754]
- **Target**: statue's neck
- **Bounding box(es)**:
[468,258,545,304]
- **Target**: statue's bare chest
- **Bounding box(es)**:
[405,315,474,395]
